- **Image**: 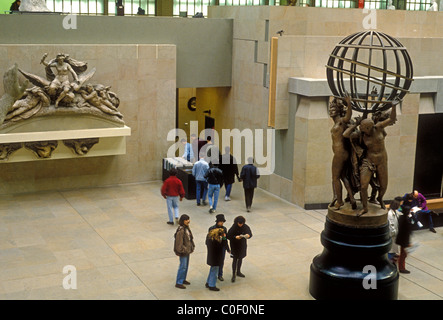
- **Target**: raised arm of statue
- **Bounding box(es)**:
[377,100,399,128]
[40,53,49,67]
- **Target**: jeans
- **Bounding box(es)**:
[225,184,232,198]
[166,196,179,222]
[208,184,220,209]
[176,255,190,285]
[196,180,208,204]
[414,209,434,229]
[206,266,219,288]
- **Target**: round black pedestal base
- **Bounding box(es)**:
[309,217,399,300]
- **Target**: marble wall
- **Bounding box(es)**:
[0,44,176,194]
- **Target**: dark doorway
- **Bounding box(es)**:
[413,113,443,199]
[204,115,215,140]
[205,115,215,130]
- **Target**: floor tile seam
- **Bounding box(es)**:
[407,256,443,281]
[255,188,327,228]
[399,275,443,299]
[57,190,160,300]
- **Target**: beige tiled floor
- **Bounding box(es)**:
[0,181,442,300]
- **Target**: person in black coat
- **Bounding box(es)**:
[205,228,227,291]
[219,147,240,201]
[395,202,414,274]
[240,157,260,212]
[227,216,253,282]
[208,214,230,281]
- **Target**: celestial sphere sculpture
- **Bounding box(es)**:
[326,31,413,118]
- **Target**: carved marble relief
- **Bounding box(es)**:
[63,138,99,156]
[24,141,58,159]
[0,53,127,161]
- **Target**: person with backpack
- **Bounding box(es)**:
[173,214,195,289]
[204,162,223,214]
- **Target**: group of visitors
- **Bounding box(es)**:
[192,151,260,214]
[192,143,260,213]
[173,214,253,291]
[162,138,259,291]
[165,135,260,219]
[387,190,438,274]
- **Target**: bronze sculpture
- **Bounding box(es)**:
[325,31,413,216]
[329,94,357,210]
[310,31,413,300]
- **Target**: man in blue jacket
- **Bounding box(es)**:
[192,155,209,206]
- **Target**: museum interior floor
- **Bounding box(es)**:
[0,181,442,300]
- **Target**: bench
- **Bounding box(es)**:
[386,197,443,230]
[427,198,443,211]
[413,198,443,230]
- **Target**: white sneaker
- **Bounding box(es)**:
[417,222,423,228]
[225,196,231,201]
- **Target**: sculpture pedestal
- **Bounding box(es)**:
[309,202,399,300]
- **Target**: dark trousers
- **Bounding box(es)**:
[232,256,243,275]
[244,188,255,208]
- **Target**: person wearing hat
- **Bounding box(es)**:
[208,214,230,281]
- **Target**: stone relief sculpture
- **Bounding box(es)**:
[5,87,50,122]
[0,143,22,161]
[24,140,58,158]
[0,64,29,124]
[0,53,126,161]
[10,52,123,128]
[428,0,438,11]
[63,138,99,156]
[19,0,51,12]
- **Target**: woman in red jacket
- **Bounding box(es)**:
[161,168,185,225]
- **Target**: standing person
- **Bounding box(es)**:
[240,157,260,212]
[174,214,195,289]
[208,214,230,281]
[406,190,436,233]
[220,146,240,201]
[181,138,194,162]
[161,168,185,225]
[204,162,223,214]
[395,202,414,274]
[189,134,198,163]
[227,216,252,283]
[192,154,209,206]
[200,136,213,160]
[387,196,403,264]
[205,228,227,291]
[9,0,20,12]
